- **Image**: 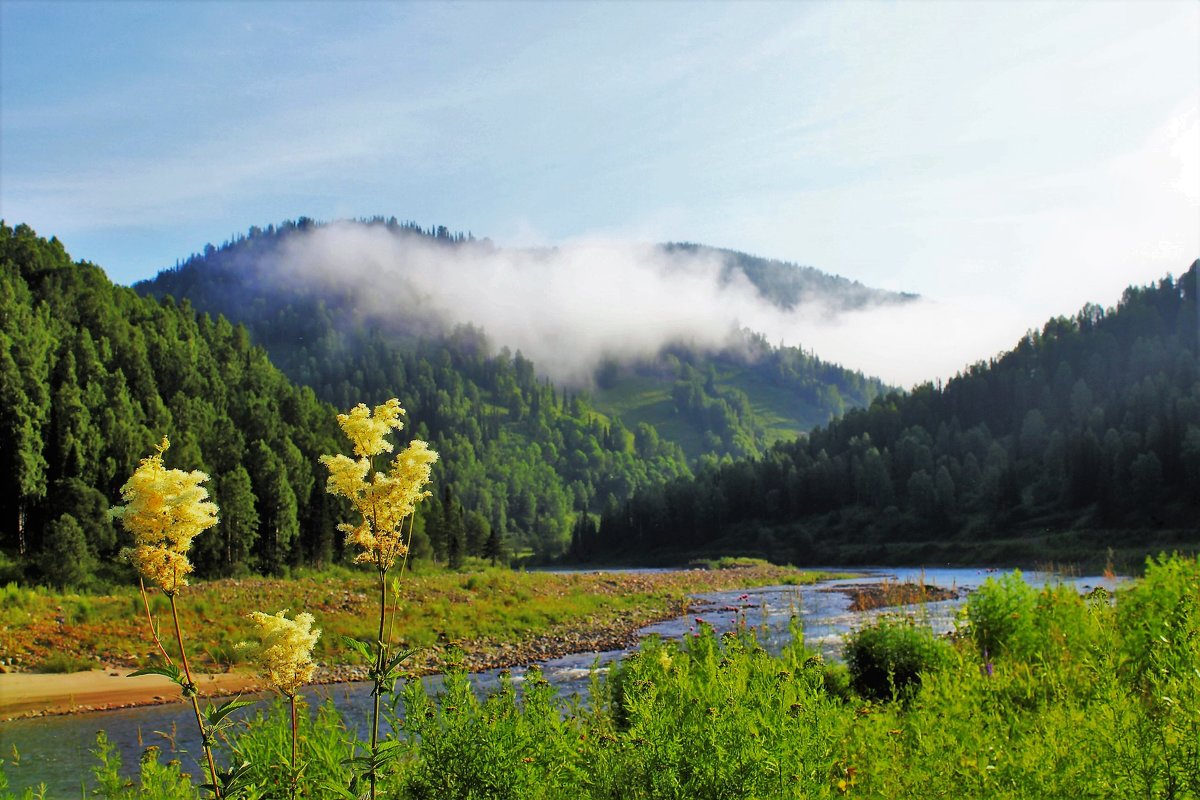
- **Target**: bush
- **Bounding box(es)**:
[1118,553,1200,680]
[966,571,1039,660]
[845,616,951,701]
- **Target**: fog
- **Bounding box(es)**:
[267,222,1045,389]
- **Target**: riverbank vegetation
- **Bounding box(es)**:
[0,561,818,677]
[3,554,1194,798]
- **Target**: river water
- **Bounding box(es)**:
[0,567,1119,795]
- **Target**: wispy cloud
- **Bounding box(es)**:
[257,223,1046,389]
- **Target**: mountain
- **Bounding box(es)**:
[0,223,711,581]
[584,261,1200,567]
[138,218,896,461]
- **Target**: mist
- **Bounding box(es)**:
[266,222,1051,389]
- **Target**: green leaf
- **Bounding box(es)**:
[384,647,418,674]
[340,635,374,664]
[127,664,184,685]
[201,760,255,797]
[204,697,257,728]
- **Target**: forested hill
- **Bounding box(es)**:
[583,262,1200,567]
[0,222,344,588]
[137,218,889,461]
[0,222,701,585]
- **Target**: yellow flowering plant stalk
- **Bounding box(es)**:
[319,399,437,799]
[110,437,244,797]
[240,610,321,799]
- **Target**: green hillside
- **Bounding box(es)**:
[588,343,883,461]
[586,261,1200,566]
[138,218,890,464]
[0,222,694,588]
[0,222,344,587]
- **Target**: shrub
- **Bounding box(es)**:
[845,615,951,701]
[966,571,1039,660]
[1118,553,1200,680]
[38,513,92,590]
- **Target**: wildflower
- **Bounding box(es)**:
[337,399,406,458]
[320,399,436,800]
[240,610,321,697]
[320,402,438,571]
[110,437,218,594]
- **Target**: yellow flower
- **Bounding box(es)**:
[320,401,437,571]
[240,610,321,697]
[110,437,218,594]
[336,398,406,458]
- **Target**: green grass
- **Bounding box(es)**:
[36,652,97,674]
[588,365,833,461]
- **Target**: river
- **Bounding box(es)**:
[0,566,1119,795]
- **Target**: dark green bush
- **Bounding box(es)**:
[845,616,951,700]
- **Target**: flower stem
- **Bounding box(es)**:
[139,578,174,666]
[289,693,298,800]
[168,593,221,798]
[386,514,415,645]
[369,567,388,800]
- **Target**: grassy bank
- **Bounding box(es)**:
[0,561,832,676]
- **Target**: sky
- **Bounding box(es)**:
[1,1,1197,386]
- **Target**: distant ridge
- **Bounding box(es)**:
[138,217,896,453]
[662,242,918,311]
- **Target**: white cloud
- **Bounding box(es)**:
[258,223,1053,389]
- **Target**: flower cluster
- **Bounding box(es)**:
[320,400,437,571]
[337,398,406,458]
[110,437,219,594]
[240,610,321,697]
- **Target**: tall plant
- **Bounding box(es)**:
[240,610,321,798]
[320,399,437,798]
[110,437,228,796]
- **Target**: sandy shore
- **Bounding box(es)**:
[0,669,266,720]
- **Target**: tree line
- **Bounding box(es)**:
[581,262,1200,564]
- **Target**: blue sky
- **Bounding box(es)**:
[1,0,1197,376]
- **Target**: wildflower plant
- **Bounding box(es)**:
[111,437,217,595]
[320,399,436,798]
[240,610,321,798]
[110,437,248,797]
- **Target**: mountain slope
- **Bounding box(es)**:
[0,223,698,582]
[586,262,1200,566]
[0,222,346,586]
[138,218,893,463]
